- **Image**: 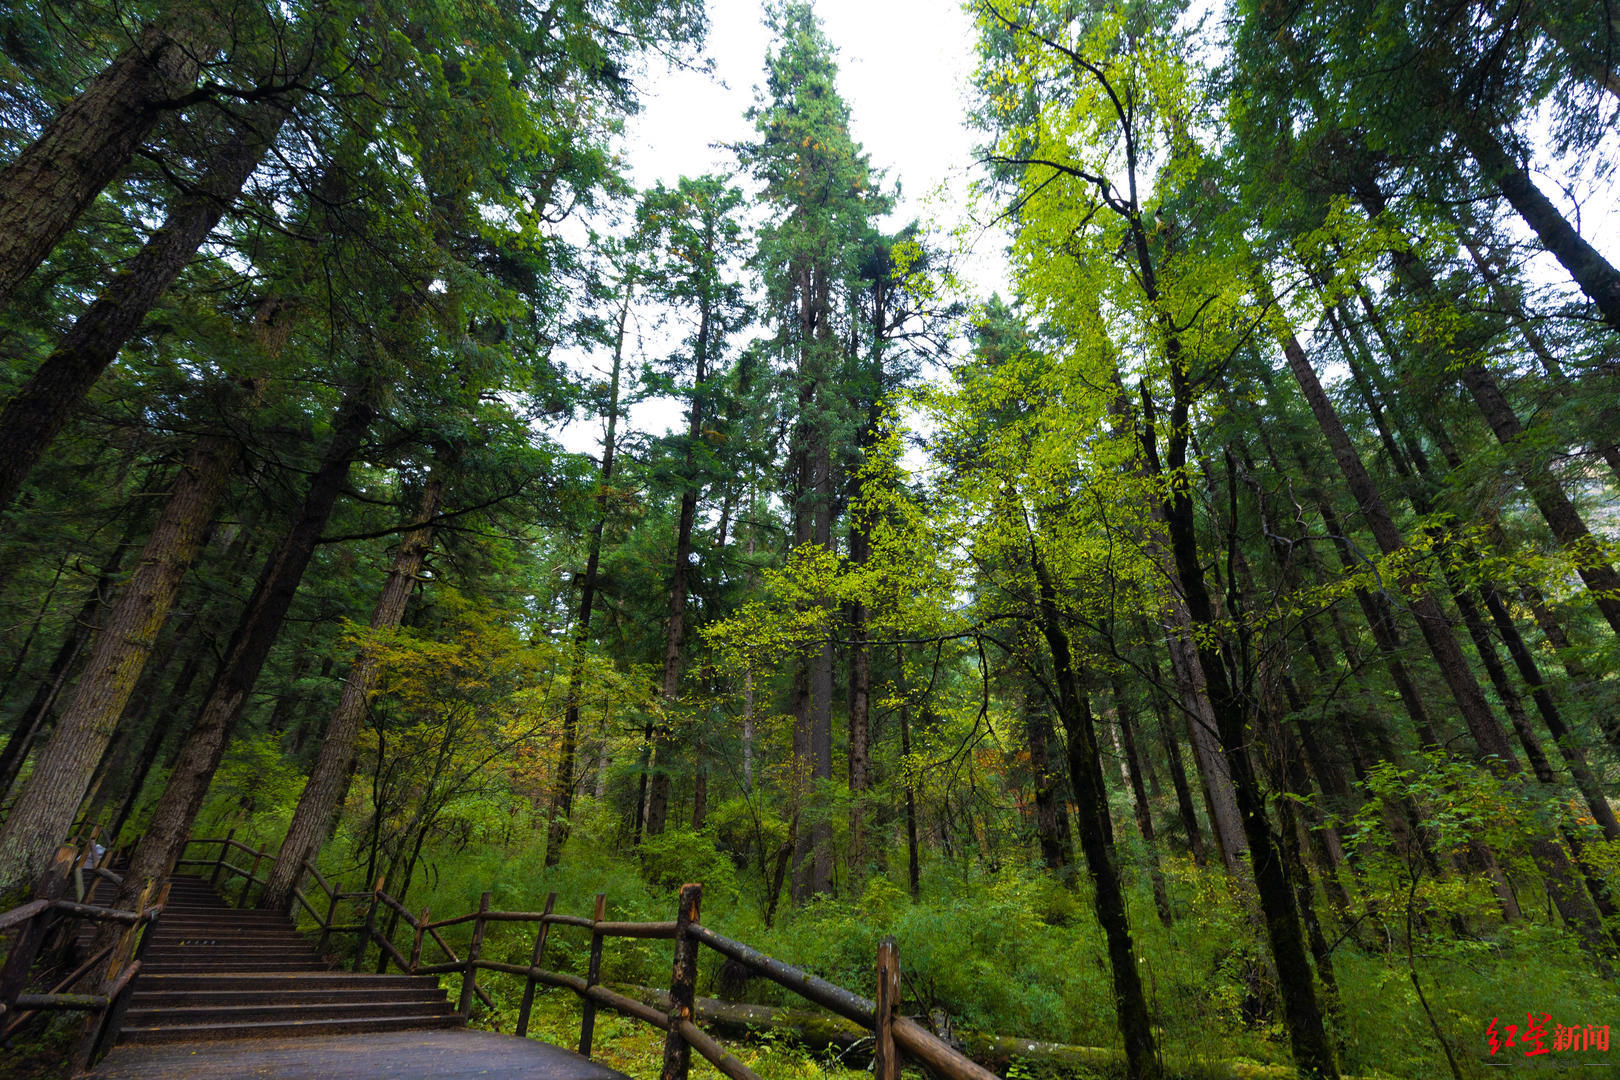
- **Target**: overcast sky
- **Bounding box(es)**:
[553,0,996,451]
[623,0,988,252]
[557,1,1619,454]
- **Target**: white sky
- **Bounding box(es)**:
[554,0,1001,453]
[623,0,988,255]
[553,0,1619,458]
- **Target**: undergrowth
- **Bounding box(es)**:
[205,791,1620,1080]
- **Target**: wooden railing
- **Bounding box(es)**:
[187,835,997,1080]
[0,841,168,1068]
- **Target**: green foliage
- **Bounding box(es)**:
[636,827,741,904]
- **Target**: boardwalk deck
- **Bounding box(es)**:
[85,1029,632,1079]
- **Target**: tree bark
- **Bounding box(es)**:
[103,392,372,929]
[1480,586,1619,840]
[1132,251,1333,1070]
[260,477,442,912]
[0,420,246,893]
[846,530,872,869]
[1032,554,1160,1080]
[1350,191,1620,638]
[1460,124,1620,333]
[1023,686,1072,873]
[897,647,921,902]
[1462,240,1620,484]
[648,275,711,838]
[0,539,131,798]
[1161,612,1248,873]
[789,258,835,902]
[556,275,632,861]
[0,23,215,308]
[1272,304,1616,970]
[1147,655,1207,868]
[1112,678,1172,928]
[0,106,282,513]
[1456,362,1620,638]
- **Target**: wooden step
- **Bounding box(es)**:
[110,873,459,1046]
[139,960,330,973]
[129,986,448,1008]
[122,1000,455,1027]
[132,972,439,992]
[142,942,321,954]
[116,1012,465,1044]
[143,931,314,943]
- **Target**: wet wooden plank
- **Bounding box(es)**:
[88,1029,632,1079]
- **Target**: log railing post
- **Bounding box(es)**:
[237,848,261,908]
[354,875,382,973]
[658,883,702,1080]
[578,892,607,1056]
[874,937,901,1080]
[516,891,555,1039]
[317,879,342,956]
[0,846,75,1012]
[210,829,234,888]
[458,891,491,1018]
[75,877,161,1069]
[409,906,430,974]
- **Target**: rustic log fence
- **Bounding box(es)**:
[186,834,998,1080]
[0,840,168,1068]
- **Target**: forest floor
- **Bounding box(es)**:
[85,1029,629,1080]
[476,990,875,1080]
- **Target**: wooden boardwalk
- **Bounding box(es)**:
[83,872,459,1043]
[70,870,628,1078]
[85,1029,631,1079]
[4,839,988,1080]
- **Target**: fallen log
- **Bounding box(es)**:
[611,986,1306,1079]
[611,985,871,1058]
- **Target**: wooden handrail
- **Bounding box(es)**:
[686,923,996,1080]
[0,844,168,1066]
[687,923,874,1027]
[0,899,51,933]
[165,835,998,1080]
[0,896,163,933]
[301,858,335,898]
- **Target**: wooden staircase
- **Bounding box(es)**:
[86,871,462,1044]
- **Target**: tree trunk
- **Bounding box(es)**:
[103,392,372,928]
[1130,239,1331,1071]
[0,106,282,512]
[1460,124,1620,332]
[1031,554,1160,1080]
[260,478,442,912]
[0,419,247,893]
[1148,666,1207,866]
[1480,587,1618,840]
[1273,305,1498,749]
[1350,190,1620,637]
[1352,323,1620,846]
[1463,240,1620,484]
[1112,678,1172,927]
[846,539,872,870]
[1024,687,1072,873]
[789,257,836,902]
[0,539,132,798]
[897,646,921,902]
[1162,617,1247,873]
[554,275,632,861]
[648,279,710,838]
[1272,304,1616,970]
[0,23,215,307]
[1456,362,1620,638]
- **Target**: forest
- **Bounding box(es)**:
[1,0,1618,1078]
